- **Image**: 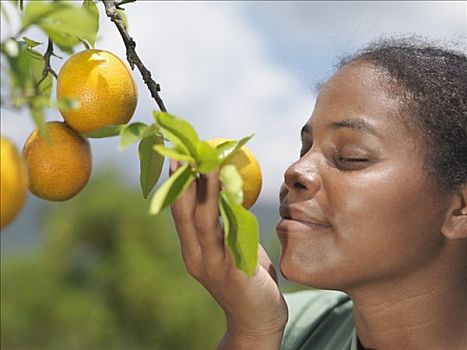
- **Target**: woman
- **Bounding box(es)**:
[170,38,467,349]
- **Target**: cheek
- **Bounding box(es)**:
[327,165,444,259]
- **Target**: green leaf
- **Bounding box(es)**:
[153,111,200,159]
[218,196,231,242]
[219,165,243,206]
[38,72,52,104]
[26,49,52,105]
[141,124,159,138]
[22,1,64,28]
[25,47,44,60]
[6,41,34,98]
[42,7,96,53]
[82,0,99,48]
[119,122,148,150]
[29,98,47,139]
[152,114,219,172]
[139,134,165,199]
[219,192,259,277]
[2,40,39,108]
[149,164,195,215]
[22,36,42,48]
[24,2,97,53]
[153,145,195,163]
[81,125,122,138]
[215,134,254,163]
[196,141,221,174]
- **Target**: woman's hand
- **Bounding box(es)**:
[170,161,288,349]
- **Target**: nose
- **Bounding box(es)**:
[282,153,321,198]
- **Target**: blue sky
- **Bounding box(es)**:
[1,1,465,235]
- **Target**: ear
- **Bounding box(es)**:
[441,185,467,240]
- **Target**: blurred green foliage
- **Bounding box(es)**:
[1,171,225,349]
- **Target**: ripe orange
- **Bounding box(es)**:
[1,137,29,229]
[208,138,262,209]
[56,49,137,133]
[22,121,92,201]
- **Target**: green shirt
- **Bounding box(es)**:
[282,289,358,350]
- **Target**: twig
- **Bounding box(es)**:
[115,0,136,10]
[79,38,91,50]
[101,0,167,112]
[35,38,58,88]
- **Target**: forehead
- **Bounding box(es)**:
[306,62,405,137]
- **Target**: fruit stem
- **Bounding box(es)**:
[79,39,91,51]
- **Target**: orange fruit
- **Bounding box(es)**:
[1,136,29,229]
[22,121,92,201]
[208,138,262,209]
[57,49,137,133]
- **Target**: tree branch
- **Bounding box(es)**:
[35,38,58,88]
[101,0,167,112]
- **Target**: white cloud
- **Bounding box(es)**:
[96,1,315,204]
[1,2,314,205]
[11,2,462,206]
[249,1,466,48]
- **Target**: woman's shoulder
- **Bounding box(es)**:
[282,289,356,350]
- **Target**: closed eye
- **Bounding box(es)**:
[334,155,371,171]
[336,156,369,162]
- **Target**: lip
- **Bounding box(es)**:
[279,205,331,226]
[276,218,331,234]
[277,204,332,234]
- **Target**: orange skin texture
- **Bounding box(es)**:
[22,122,92,201]
[1,137,28,229]
[57,49,137,133]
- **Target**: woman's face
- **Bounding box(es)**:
[277,62,452,291]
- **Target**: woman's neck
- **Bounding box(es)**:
[348,246,467,350]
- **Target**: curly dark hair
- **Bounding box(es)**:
[338,37,467,192]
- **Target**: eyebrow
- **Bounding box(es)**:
[330,118,381,137]
[301,118,381,139]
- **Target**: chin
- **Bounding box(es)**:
[279,251,348,291]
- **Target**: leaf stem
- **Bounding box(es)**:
[101,0,167,112]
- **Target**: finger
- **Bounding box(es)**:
[170,161,200,258]
[194,170,224,258]
[169,159,179,175]
[258,245,278,284]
